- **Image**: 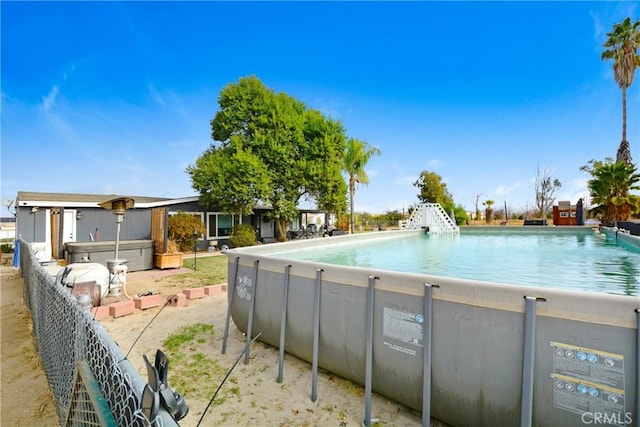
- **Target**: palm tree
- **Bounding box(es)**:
[342,138,380,234]
[482,200,495,224]
[601,17,640,164]
[588,161,640,225]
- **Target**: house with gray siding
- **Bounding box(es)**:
[14,191,327,270]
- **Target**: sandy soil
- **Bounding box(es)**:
[107,270,431,426]
[1,266,58,426]
[1,263,441,426]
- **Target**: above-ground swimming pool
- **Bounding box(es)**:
[269,227,639,296]
[224,227,639,427]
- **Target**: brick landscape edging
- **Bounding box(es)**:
[97,283,227,320]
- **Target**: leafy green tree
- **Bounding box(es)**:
[304,110,348,219]
[413,171,454,207]
[414,170,470,223]
[452,205,469,226]
[342,138,380,234]
[336,212,350,231]
[413,171,467,225]
[381,209,404,227]
[359,212,376,230]
[602,17,640,164]
[188,144,270,216]
[190,76,347,240]
[587,160,640,225]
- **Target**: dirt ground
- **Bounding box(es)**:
[1,266,58,426]
[1,264,445,426]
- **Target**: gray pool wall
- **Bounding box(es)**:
[600,226,640,251]
[225,228,638,426]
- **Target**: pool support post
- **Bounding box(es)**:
[277,265,292,383]
[311,268,323,402]
[422,283,436,427]
[363,275,378,426]
[521,296,543,427]
[636,308,639,421]
[244,260,260,365]
[222,256,239,355]
[222,230,639,426]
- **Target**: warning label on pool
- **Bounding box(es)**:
[550,342,625,423]
[382,307,423,356]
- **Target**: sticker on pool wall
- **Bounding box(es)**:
[382,307,423,356]
[550,342,625,424]
[236,274,253,301]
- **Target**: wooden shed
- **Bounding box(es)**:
[552,199,585,226]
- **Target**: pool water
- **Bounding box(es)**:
[270,230,639,296]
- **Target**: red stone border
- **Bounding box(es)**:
[94,283,227,320]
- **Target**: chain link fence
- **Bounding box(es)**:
[19,240,177,426]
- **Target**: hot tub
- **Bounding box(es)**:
[224,229,638,426]
[64,240,153,272]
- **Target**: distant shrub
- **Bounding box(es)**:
[230,224,256,247]
[0,243,13,253]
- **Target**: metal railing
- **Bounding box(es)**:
[19,240,177,426]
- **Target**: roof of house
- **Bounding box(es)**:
[14,191,327,213]
[16,191,199,209]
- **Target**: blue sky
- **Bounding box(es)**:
[2,1,639,218]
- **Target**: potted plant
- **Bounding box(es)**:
[154,239,184,269]
[154,212,205,269]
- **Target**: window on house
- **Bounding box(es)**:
[560,212,569,218]
[207,213,234,238]
[218,214,233,237]
[208,215,217,239]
